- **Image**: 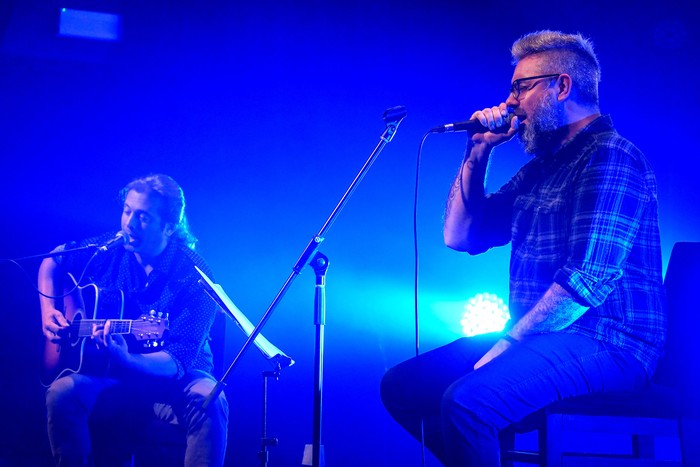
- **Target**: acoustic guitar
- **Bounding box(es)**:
[40,273,169,386]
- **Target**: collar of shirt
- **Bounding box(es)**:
[537,114,615,168]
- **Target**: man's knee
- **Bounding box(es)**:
[380,362,414,417]
[183,373,229,426]
[441,375,499,428]
[380,366,397,406]
[46,375,77,412]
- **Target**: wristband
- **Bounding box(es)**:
[501,333,519,344]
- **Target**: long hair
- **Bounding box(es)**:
[119,174,197,250]
[511,30,601,109]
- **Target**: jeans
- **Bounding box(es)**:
[45,370,229,467]
[380,332,648,466]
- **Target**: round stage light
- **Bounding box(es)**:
[460,293,510,337]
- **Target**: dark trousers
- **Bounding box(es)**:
[380,332,647,466]
[45,370,229,467]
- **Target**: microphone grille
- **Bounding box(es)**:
[116,231,130,243]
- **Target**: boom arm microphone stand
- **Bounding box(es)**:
[203,106,407,466]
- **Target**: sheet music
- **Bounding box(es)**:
[195,266,294,369]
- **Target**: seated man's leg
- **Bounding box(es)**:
[178,370,229,467]
[441,332,648,466]
[90,381,153,467]
[45,374,116,467]
[380,333,499,463]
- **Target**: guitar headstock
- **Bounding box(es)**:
[131,314,169,345]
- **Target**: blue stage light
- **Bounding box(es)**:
[460,293,510,337]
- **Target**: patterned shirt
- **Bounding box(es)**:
[57,234,218,379]
[471,115,666,375]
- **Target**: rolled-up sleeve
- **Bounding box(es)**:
[162,277,218,379]
[554,142,650,307]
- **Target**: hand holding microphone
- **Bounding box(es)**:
[431,103,519,147]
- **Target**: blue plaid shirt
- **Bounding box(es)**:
[473,115,666,376]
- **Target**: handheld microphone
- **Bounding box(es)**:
[430,112,517,134]
[97,231,130,252]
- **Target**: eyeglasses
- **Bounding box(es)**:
[510,73,561,100]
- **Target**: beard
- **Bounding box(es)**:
[517,91,567,155]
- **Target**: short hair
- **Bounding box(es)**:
[511,30,601,108]
[119,174,197,250]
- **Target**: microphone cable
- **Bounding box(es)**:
[413,130,432,467]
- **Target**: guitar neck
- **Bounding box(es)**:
[72,319,134,337]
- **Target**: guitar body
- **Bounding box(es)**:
[41,274,168,387]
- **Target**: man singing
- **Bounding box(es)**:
[381,30,665,466]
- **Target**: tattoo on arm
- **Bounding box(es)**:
[511,283,588,338]
[445,172,461,220]
[445,143,482,221]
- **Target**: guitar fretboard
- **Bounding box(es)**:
[73,319,132,337]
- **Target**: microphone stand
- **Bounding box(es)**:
[7,233,127,264]
[9,245,100,262]
[310,252,328,467]
[203,106,407,465]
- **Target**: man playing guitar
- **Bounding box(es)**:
[39,174,228,466]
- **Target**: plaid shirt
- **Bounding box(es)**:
[474,115,666,375]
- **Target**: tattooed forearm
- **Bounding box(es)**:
[510,283,588,339]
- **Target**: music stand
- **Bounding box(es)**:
[196,266,293,369]
[195,266,294,466]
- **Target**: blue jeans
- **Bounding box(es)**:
[380,332,647,466]
[45,370,229,466]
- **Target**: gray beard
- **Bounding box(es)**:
[518,92,566,155]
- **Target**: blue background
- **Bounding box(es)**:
[1,1,698,465]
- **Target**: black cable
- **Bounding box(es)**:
[414,130,432,467]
